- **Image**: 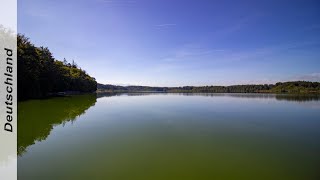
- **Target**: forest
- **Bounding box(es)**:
[97,81,320,94]
[10,29,320,100]
[18,34,97,100]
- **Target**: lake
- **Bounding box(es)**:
[18,93,320,180]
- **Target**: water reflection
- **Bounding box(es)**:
[18,92,320,155]
[275,94,320,102]
[18,94,97,155]
[18,93,320,180]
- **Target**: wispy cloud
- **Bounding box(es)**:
[154,23,177,30]
[98,0,137,8]
[100,0,113,2]
[188,12,264,47]
[99,0,136,3]
[158,37,320,69]
[218,17,251,34]
[210,40,320,63]
[154,39,320,80]
[161,44,225,62]
[154,23,176,27]
[207,14,262,41]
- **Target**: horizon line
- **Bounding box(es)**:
[98,80,320,88]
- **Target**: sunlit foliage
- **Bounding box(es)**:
[18,34,97,100]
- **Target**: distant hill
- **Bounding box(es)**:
[97,81,320,94]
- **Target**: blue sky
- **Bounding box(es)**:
[19,0,320,86]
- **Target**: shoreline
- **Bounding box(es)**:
[18,91,96,102]
[96,90,320,95]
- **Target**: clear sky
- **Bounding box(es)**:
[19,0,320,86]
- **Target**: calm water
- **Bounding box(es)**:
[18,93,320,180]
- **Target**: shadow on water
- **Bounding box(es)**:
[18,94,97,155]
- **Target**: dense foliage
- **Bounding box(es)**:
[98,81,320,94]
[97,84,167,92]
[18,34,97,100]
[167,84,274,93]
[270,81,320,93]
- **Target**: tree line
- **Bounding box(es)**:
[18,34,97,100]
[97,81,320,94]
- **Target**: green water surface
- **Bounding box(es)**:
[18,93,320,180]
